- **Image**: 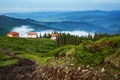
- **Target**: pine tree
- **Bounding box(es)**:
[43,33,47,38]
[39,33,42,38]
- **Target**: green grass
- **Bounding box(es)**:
[0,36,120,69]
[0,52,18,67]
[19,53,54,65]
[0,37,57,53]
[49,36,120,67]
[0,36,57,67]
[0,59,18,67]
[49,45,75,57]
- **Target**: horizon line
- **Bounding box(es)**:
[0,9,120,14]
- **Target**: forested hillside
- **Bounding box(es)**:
[0,15,57,36]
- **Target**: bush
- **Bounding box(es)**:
[105,49,120,68]
[75,42,112,66]
[49,45,75,57]
[75,44,98,66]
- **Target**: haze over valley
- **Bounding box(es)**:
[0,10,120,36]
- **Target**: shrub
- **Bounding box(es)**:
[75,42,112,66]
[105,49,120,68]
[49,45,75,57]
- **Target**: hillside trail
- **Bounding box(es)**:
[0,48,118,80]
[0,48,36,66]
[0,48,38,80]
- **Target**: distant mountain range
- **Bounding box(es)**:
[0,15,58,35]
[0,10,120,36]
[40,21,110,33]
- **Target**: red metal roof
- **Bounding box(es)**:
[28,32,37,35]
[51,34,59,37]
[8,32,19,35]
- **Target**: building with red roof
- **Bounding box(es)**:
[51,34,59,40]
[27,32,37,38]
[7,32,19,38]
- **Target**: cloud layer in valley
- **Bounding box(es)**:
[12,25,94,37]
[38,30,94,37]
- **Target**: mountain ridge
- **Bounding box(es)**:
[0,15,58,35]
[0,10,120,36]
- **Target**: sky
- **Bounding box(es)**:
[0,0,120,13]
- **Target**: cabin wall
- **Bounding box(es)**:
[28,35,37,38]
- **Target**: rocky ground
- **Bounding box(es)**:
[0,61,120,80]
[0,48,120,80]
[0,58,37,80]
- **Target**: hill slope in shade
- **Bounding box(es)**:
[0,15,59,35]
[2,10,120,33]
[40,21,111,33]
[1,10,120,36]
[0,15,109,36]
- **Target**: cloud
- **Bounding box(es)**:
[12,26,94,38]
[12,25,34,37]
[61,31,94,37]
[38,30,95,37]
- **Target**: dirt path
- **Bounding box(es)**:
[0,48,119,80]
[0,48,38,80]
[0,48,24,59]
[0,48,37,66]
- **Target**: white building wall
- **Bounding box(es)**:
[28,35,37,38]
[51,37,56,40]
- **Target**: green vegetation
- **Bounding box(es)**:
[0,36,57,53]
[0,34,120,69]
[105,48,120,68]
[0,52,18,67]
[56,33,116,47]
[49,45,75,57]
[56,33,82,46]
[53,35,120,67]
[0,36,57,67]
[19,53,54,65]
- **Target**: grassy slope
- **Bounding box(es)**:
[50,36,120,67]
[0,36,120,80]
[0,36,57,67]
[0,36,120,68]
[0,36,57,53]
[0,52,18,67]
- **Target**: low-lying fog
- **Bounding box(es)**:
[12,25,95,37]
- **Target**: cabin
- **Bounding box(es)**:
[51,34,59,40]
[7,32,19,38]
[27,32,37,38]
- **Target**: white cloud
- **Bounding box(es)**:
[61,31,94,37]
[38,30,95,37]
[12,26,94,38]
[12,25,34,37]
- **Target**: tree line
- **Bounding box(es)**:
[38,31,120,47]
[56,33,120,47]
